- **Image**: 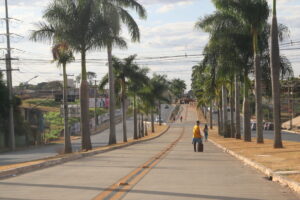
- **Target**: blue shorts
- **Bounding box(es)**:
[192,138,202,144]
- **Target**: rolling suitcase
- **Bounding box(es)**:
[198,142,203,152]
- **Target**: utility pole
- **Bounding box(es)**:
[4,0,15,150]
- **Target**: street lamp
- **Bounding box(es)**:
[20,75,38,96]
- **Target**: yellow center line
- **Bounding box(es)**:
[92,106,188,200]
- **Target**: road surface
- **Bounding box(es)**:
[0,105,299,200]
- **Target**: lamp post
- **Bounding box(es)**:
[20,76,38,97]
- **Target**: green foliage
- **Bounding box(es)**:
[25,99,61,108]
[170,79,186,100]
[44,112,63,140]
[193,0,293,107]
[44,112,80,141]
[89,108,107,117]
[0,72,33,147]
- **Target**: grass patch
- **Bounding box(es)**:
[25,98,61,108]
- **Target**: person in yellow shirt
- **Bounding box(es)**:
[192,121,202,152]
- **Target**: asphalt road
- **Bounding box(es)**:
[0,104,175,166]
[0,105,298,200]
[211,112,300,142]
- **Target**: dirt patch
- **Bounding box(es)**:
[197,107,300,186]
[209,128,300,173]
[287,174,300,183]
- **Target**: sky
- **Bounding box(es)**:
[0,0,300,91]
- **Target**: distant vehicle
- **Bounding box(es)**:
[264,122,274,131]
[164,105,169,109]
[251,122,256,131]
[155,117,164,123]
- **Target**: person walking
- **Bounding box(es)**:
[192,121,203,152]
[204,124,208,142]
[180,116,183,122]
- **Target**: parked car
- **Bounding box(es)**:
[155,117,164,123]
[264,122,274,131]
[251,122,256,131]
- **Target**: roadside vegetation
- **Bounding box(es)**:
[192,0,292,148]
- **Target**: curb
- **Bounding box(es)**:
[209,138,300,194]
[283,129,300,135]
[0,126,170,180]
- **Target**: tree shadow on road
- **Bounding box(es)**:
[0,182,262,200]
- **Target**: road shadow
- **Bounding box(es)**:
[0,182,262,200]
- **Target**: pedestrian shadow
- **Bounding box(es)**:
[0,182,262,200]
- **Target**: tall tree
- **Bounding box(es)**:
[170,79,186,102]
[128,67,149,139]
[213,0,269,143]
[52,43,74,153]
[95,0,146,145]
[30,0,111,150]
[99,55,146,142]
[270,0,283,148]
[150,74,170,126]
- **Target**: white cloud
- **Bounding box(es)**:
[156,1,194,13]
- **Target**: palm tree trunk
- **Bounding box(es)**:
[210,100,213,129]
[151,109,155,133]
[63,63,72,153]
[145,116,148,136]
[158,101,162,126]
[94,80,97,130]
[121,80,127,142]
[243,73,251,142]
[254,45,264,143]
[271,0,283,148]
[141,114,144,137]
[219,98,223,136]
[222,85,229,137]
[138,113,141,138]
[107,44,117,145]
[80,50,92,150]
[133,94,138,139]
[218,107,221,136]
[235,74,241,139]
[230,82,235,138]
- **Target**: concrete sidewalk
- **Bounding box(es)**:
[0,105,299,200]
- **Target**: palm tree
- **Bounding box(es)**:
[170,79,186,103]
[30,0,111,151]
[128,67,149,139]
[96,0,147,145]
[270,0,283,148]
[213,0,269,143]
[99,55,143,142]
[150,74,171,127]
[52,42,74,154]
